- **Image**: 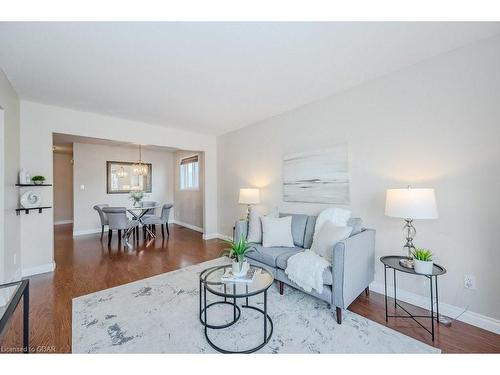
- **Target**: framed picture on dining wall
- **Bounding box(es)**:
[106,161,152,194]
[282,144,350,204]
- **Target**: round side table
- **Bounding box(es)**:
[380,256,446,341]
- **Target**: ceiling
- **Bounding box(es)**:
[2,22,500,135]
[52,133,179,153]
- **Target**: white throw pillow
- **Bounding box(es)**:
[247,208,263,243]
[313,207,351,240]
[261,216,295,248]
[310,221,353,262]
[247,208,278,243]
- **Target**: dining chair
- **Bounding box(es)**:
[102,207,139,245]
[93,204,109,240]
[142,203,174,239]
[141,201,157,216]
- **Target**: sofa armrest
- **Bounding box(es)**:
[332,228,375,309]
[233,219,248,241]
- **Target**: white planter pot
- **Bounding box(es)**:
[232,260,249,276]
[413,259,434,274]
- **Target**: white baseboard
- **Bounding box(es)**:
[22,262,56,277]
[202,233,217,240]
[370,281,500,335]
[73,228,102,236]
[217,233,232,241]
[172,220,203,233]
[54,220,73,225]
[202,233,232,241]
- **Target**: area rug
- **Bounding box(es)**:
[72,257,440,353]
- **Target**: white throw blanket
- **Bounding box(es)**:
[285,250,330,294]
[313,207,351,239]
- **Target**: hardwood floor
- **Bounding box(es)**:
[1,223,498,353]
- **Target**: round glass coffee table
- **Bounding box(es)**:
[199,264,274,353]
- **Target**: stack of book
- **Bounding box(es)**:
[221,268,257,283]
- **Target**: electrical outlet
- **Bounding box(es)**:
[464,275,476,290]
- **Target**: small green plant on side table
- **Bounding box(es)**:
[412,248,433,274]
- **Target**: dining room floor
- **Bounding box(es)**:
[0,223,498,353]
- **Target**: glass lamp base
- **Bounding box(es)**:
[399,258,414,269]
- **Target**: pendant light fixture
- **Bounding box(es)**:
[132,144,148,176]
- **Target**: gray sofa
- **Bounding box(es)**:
[234,214,375,324]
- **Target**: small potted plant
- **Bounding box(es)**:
[412,248,434,274]
[129,190,144,207]
[31,175,46,185]
[221,235,257,277]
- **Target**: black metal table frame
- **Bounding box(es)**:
[0,279,29,353]
[199,266,273,354]
[383,263,441,341]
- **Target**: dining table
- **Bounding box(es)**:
[123,205,161,246]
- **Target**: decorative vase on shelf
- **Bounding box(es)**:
[19,168,29,184]
[232,259,249,277]
[19,168,28,184]
[413,259,434,275]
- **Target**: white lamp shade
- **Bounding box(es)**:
[385,188,438,219]
[239,188,260,205]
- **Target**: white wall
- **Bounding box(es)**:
[72,142,174,234]
[0,69,21,284]
[218,36,500,321]
[173,150,204,230]
[53,152,73,224]
[19,100,217,275]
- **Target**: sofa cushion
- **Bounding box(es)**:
[280,213,308,247]
[303,215,317,249]
[275,249,333,285]
[275,248,303,270]
[246,244,302,268]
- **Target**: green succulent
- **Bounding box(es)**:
[31,175,46,181]
[220,235,257,263]
[412,248,433,261]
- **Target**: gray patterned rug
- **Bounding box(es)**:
[72,257,440,353]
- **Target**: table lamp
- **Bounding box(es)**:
[385,187,438,268]
[239,188,260,220]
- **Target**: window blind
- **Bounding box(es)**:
[180,155,198,165]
